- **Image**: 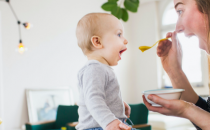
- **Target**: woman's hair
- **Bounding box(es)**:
[195,0,210,42]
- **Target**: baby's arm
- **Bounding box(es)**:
[82,65,118,129]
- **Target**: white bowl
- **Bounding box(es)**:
[143,89,185,107]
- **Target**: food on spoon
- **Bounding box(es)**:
[139,37,170,52]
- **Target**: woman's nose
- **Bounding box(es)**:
[175,20,184,33]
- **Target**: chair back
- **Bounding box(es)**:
[129,103,149,125]
[55,105,79,129]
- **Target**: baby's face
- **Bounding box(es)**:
[100,16,128,66]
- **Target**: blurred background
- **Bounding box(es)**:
[0,0,208,130]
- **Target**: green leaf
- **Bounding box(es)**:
[124,0,139,12]
[111,6,123,19]
[121,8,129,22]
[108,0,119,2]
[101,2,118,11]
[130,0,140,6]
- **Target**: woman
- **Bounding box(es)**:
[143,0,210,129]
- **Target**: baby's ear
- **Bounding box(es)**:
[91,36,103,49]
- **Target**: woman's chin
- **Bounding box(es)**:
[199,42,210,54]
[203,49,210,55]
[199,46,208,54]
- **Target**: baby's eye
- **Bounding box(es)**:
[177,10,183,16]
[118,33,121,37]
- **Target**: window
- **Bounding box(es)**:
[161,1,205,88]
[162,5,177,25]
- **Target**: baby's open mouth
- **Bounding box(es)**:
[119,48,127,59]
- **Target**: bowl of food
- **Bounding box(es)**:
[143,89,185,107]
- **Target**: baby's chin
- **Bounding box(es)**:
[109,63,118,66]
[108,61,118,66]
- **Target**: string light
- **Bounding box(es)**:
[0,0,31,54]
[23,22,32,29]
[18,40,25,54]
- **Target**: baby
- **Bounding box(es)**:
[76,13,133,130]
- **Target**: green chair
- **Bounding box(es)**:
[128,103,151,130]
[25,105,79,130]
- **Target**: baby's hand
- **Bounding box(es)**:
[105,119,131,130]
[124,101,131,118]
[119,122,131,130]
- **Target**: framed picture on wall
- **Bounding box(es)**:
[26,87,74,123]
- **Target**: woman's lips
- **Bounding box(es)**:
[185,33,195,38]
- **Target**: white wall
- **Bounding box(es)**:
[0,0,162,129]
[0,0,107,129]
[116,1,160,104]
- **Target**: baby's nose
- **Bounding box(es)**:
[124,39,128,45]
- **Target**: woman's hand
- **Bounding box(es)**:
[123,101,131,118]
[157,32,183,74]
[143,95,191,117]
[143,95,210,130]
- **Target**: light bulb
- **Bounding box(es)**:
[18,42,25,54]
[23,22,32,29]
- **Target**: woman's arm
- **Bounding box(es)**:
[157,32,198,103]
[167,69,199,104]
[143,95,210,130]
[186,102,210,130]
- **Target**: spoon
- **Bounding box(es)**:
[139,37,170,52]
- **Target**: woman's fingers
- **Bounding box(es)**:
[142,95,151,107]
[148,95,171,108]
[143,95,191,118]
[157,32,176,57]
[157,40,172,57]
[166,32,172,38]
[142,95,164,113]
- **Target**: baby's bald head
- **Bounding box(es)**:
[76,13,117,55]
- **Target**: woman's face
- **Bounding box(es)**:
[174,0,209,53]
